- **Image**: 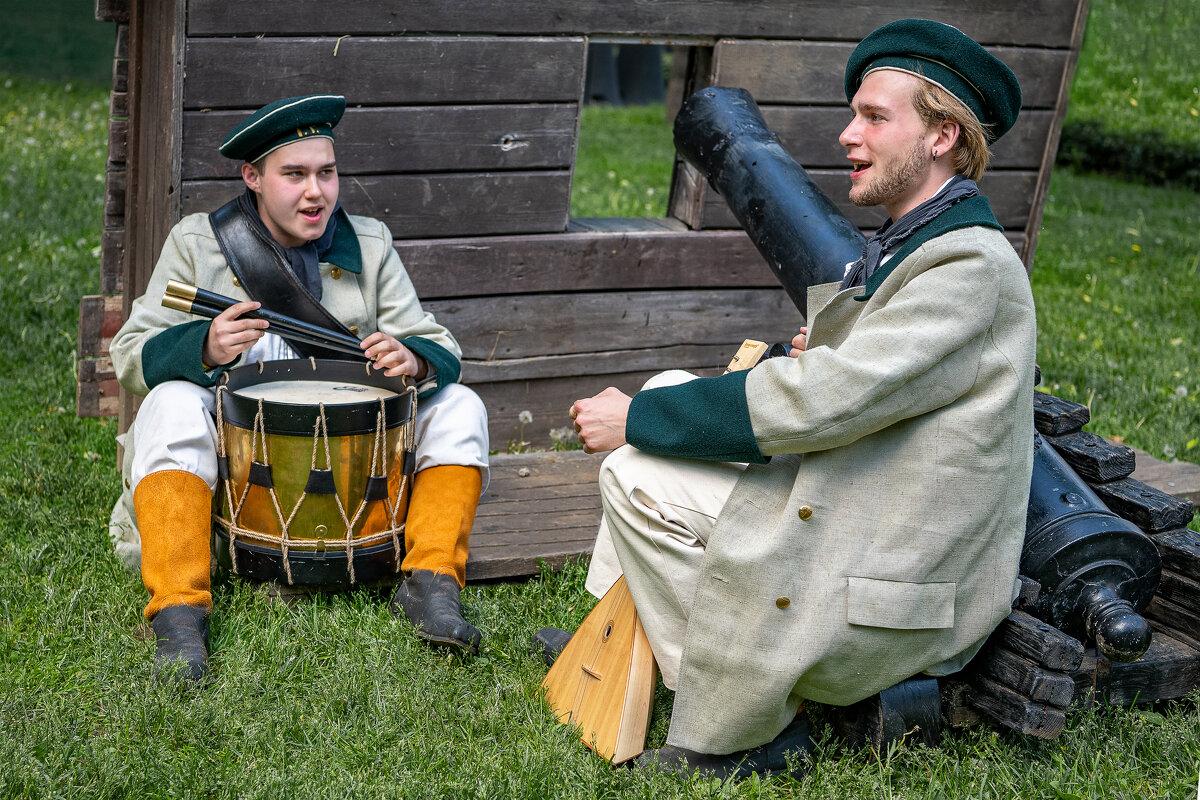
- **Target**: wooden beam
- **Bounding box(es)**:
[183,37,586,108]
[182,104,579,179]
[186,0,1083,48]
[119,0,184,434]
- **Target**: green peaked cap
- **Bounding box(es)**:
[219,95,347,162]
[844,19,1021,141]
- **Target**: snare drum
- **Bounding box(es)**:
[213,358,417,587]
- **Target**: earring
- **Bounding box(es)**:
[932,149,939,161]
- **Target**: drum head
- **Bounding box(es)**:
[219,358,412,435]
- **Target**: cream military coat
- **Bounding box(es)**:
[108,212,464,566]
[657,225,1037,754]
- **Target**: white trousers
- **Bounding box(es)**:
[110,337,488,568]
[583,371,747,690]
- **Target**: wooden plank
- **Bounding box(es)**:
[121,0,185,435]
[186,0,1084,48]
[1072,632,1200,707]
[974,646,1075,708]
[77,295,126,359]
[968,674,1066,739]
[1045,430,1136,483]
[181,172,572,239]
[429,289,803,362]
[1091,477,1196,534]
[698,170,1039,231]
[990,609,1085,672]
[1132,448,1200,506]
[1153,569,1200,619]
[1032,391,1089,436]
[181,104,579,179]
[713,41,1069,109]
[1151,529,1200,583]
[107,117,127,165]
[463,343,743,384]
[464,450,602,581]
[76,357,120,418]
[472,370,665,449]
[1144,594,1200,647]
[1022,0,1090,270]
[747,107,1054,171]
[183,37,586,109]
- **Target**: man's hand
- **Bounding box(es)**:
[203,300,267,367]
[569,387,632,454]
[789,327,808,356]
[361,332,427,379]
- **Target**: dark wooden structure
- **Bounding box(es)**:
[80,0,1092,579]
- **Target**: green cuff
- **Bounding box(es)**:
[626,370,767,463]
[142,320,233,390]
[402,337,461,399]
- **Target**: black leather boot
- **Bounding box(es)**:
[635,712,812,780]
[150,604,209,685]
[390,569,482,656]
[531,627,573,667]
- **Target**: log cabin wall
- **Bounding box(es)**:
[80,0,1089,450]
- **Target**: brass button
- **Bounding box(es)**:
[330,266,342,279]
[797,505,813,520]
[776,597,791,609]
[349,325,360,336]
[232,276,241,287]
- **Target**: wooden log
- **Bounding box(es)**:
[1151,529,1200,583]
[1152,569,1200,618]
[1072,633,1200,707]
[109,90,128,120]
[183,37,586,108]
[713,40,1068,109]
[968,674,1067,739]
[1144,594,1200,648]
[107,117,127,165]
[395,225,770,300]
[1091,477,1196,534]
[185,0,1084,48]
[938,679,981,728]
[95,0,128,23]
[181,104,579,180]
[1032,392,1090,436]
[1015,575,1042,610]
[103,167,126,229]
[182,171,573,240]
[989,610,1084,672]
[974,646,1075,708]
[1045,430,1137,483]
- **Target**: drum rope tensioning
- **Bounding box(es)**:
[213,357,418,586]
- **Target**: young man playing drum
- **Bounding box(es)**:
[564,19,1036,778]
[110,95,490,682]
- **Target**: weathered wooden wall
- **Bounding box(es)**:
[81,0,1089,453]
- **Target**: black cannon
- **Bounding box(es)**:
[673,86,1161,663]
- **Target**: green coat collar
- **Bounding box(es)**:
[857,195,1002,300]
[323,207,363,273]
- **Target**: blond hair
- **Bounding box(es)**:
[910,80,993,181]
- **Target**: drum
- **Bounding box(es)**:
[213,358,417,587]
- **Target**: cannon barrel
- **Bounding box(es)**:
[673,86,863,313]
[673,86,1161,662]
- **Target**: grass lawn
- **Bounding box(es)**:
[2,0,1200,795]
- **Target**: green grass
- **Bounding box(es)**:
[1066,0,1200,148]
[4,0,1200,793]
[571,104,675,218]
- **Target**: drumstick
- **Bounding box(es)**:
[161,284,367,360]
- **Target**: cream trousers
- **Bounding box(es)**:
[584,370,747,689]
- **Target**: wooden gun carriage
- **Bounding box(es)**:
[78,0,1200,743]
